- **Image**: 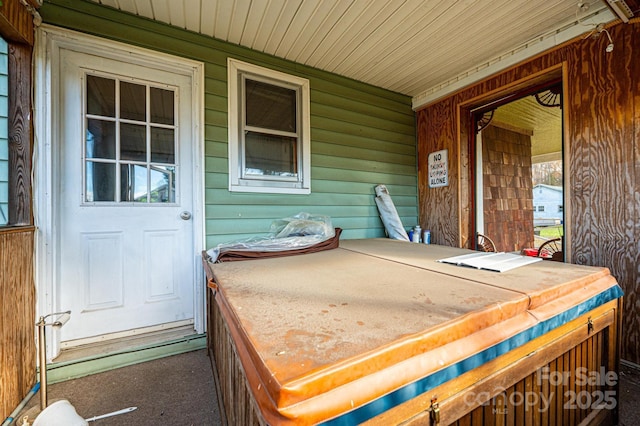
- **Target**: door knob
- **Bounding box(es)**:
[180,211,192,220]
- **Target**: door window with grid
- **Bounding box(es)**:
[85,74,177,203]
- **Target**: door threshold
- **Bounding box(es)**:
[47,325,206,384]
[56,322,196,359]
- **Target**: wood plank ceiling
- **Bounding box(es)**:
[89,0,624,102]
[493,95,562,159]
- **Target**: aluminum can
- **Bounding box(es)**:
[423,229,431,244]
[412,226,421,243]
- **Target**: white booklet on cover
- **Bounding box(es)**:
[437,252,543,272]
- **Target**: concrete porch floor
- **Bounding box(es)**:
[12,349,640,425]
[15,349,220,425]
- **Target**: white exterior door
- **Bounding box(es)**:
[54,46,198,344]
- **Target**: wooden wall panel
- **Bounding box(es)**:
[417,21,640,364]
[418,98,460,246]
[8,42,32,226]
[622,21,640,370]
[0,0,36,45]
[0,229,36,421]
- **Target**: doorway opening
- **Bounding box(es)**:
[471,81,564,260]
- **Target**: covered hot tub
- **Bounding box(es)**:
[203,239,622,425]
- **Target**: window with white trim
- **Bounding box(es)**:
[228,59,310,194]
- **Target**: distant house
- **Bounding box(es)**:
[533,184,563,226]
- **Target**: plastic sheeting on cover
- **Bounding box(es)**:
[374,184,409,241]
[206,212,336,263]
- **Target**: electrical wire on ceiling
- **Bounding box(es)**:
[582,23,615,52]
[577,1,615,52]
[601,27,615,52]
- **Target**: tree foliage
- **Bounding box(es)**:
[532,160,562,186]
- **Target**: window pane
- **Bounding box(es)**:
[150,127,175,164]
[0,37,7,225]
[245,79,296,132]
[120,81,146,121]
[245,131,297,177]
[86,162,115,202]
[0,132,7,223]
[150,166,175,203]
[86,119,116,159]
[87,75,115,117]
[150,87,174,125]
[121,164,147,202]
[120,123,147,161]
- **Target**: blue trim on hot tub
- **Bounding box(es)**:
[319,285,623,426]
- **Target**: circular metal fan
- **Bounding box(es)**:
[534,86,562,108]
[476,109,494,132]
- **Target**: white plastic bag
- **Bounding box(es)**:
[206,212,335,263]
[374,184,409,241]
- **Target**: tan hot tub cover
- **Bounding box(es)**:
[204,238,622,425]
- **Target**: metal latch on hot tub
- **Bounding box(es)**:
[430,397,440,425]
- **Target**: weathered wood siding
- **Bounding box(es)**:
[0,0,37,45]
[7,41,32,226]
[41,0,417,249]
[417,20,640,364]
[0,229,35,420]
[481,125,534,252]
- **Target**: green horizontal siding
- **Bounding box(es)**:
[206,204,416,220]
[42,0,418,248]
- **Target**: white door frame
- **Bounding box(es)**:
[34,25,205,360]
